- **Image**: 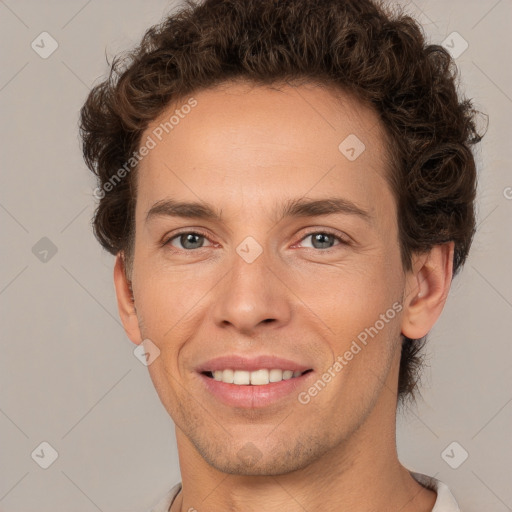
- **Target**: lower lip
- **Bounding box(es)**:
[198,372,314,409]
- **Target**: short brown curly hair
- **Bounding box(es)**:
[79,0,485,407]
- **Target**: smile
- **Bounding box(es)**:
[203,368,313,385]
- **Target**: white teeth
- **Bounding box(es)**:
[221,368,234,383]
[250,369,269,385]
[269,369,283,382]
[233,370,250,385]
[210,368,305,385]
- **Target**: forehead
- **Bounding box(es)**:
[136,81,393,221]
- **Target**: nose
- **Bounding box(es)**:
[212,245,293,336]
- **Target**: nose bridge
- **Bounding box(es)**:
[212,238,292,333]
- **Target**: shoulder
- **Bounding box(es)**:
[148,482,182,512]
[410,471,461,512]
[150,475,461,512]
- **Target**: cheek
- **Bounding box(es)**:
[299,258,402,334]
[294,260,405,390]
[133,262,213,336]
[311,279,403,408]
[145,354,194,429]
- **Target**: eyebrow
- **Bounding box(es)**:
[145,197,371,224]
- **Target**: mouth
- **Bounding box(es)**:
[195,354,315,408]
[197,367,315,409]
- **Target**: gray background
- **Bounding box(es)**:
[0,0,510,510]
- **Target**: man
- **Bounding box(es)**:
[79,0,484,510]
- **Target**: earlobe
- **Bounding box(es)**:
[401,242,455,339]
[113,253,142,345]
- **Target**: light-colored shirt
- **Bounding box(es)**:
[149,470,460,511]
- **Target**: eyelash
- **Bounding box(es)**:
[162,228,350,252]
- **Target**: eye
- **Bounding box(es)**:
[298,231,348,250]
[162,229,349,252]
[164,231,213,250]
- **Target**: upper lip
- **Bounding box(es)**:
[196,355,313,373]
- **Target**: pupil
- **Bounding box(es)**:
[182,233,203,249]
[313,233,333,249]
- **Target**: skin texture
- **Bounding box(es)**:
[113,81,453,511]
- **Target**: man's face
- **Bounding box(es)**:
[128,81,408,475]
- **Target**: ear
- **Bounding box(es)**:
[401,242,455,339]
[113,252,142,345]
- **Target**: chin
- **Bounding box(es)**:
[203,453,309,476]
[191,434,330,476]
